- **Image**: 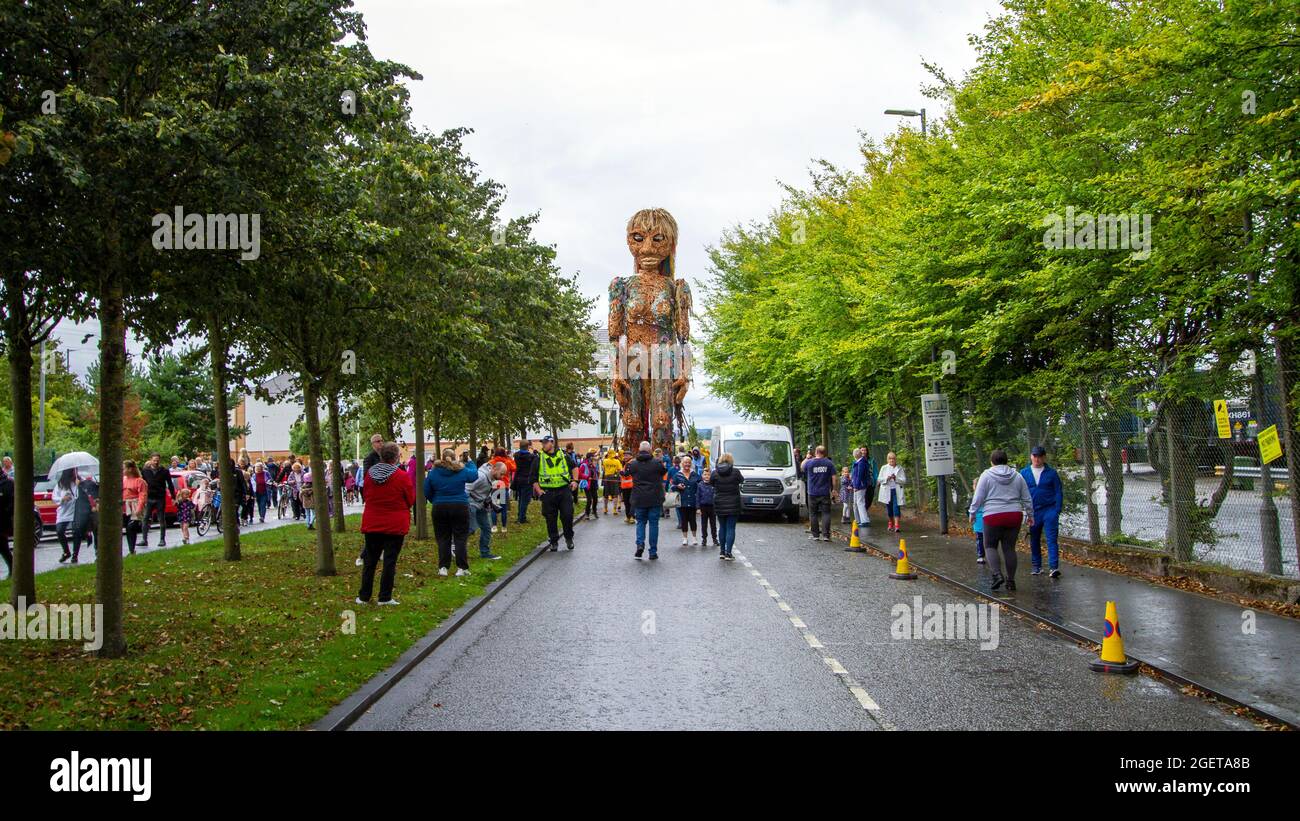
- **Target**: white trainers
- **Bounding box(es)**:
[438,567,449,577]
[682,535,688,545]
[355,556,364,566]
[378,599,400,606]
[355,597,367,605]
[490,526,498,533]
[455,568,470,577]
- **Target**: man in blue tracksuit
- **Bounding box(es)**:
[850,448,877,526]
[1020,445,1063,577]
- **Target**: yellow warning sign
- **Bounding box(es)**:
[1213,399,1231,439]
[1258,424,1282,465]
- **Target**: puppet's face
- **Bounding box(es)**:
[627,225,675,276]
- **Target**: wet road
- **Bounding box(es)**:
[352,513,1254,730]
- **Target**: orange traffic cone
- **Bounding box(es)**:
[889,538,917,580]
[1089,600,1140,674]
[845,520,865,553]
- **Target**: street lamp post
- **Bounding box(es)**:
[885,105,948,534]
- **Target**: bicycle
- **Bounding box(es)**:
[277,483,295,519]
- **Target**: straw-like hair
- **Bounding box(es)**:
[627,208,678,278]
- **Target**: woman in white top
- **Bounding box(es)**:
[876,452,907,533]
[51,468,80,563]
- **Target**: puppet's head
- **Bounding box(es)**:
[626,208,678,278]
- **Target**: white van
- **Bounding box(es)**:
[710,423,802,522]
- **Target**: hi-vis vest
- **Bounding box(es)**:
[539,451,571,488]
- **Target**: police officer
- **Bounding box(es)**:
[533,436,577,551]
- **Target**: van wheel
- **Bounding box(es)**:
[784,508,801,524]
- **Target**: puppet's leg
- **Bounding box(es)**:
[650,377,675,452]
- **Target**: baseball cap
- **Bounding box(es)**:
[1030,445,1047,456]
[541,435,555,443]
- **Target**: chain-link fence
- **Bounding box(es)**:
[794,380,1297,580]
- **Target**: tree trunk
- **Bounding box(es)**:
[209,317,241,561]
[1077,386,1100,544]
[468,406,478,464]
[328,387,346,533]
[302,377,335,576]
[819,401,828,451]
[433,405,442,457]
[1276,333,1300,577]
[383,382,397,442]
[6,309,37,606]
[95,276,128,657]
[1165,400,1197,563]
[1105,411,1124,537]
[413,388,428,540]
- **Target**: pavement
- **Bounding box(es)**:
[832,512,1300,727]
[350,510,1254,730]
[12,503,363,577]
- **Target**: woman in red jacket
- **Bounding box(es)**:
[358,442,415,606]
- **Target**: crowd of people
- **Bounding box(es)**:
[6,433,1067,598]
[797,442,1065,593]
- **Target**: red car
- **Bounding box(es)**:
[34,469,184,538]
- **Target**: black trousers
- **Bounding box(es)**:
[584,484,598,517]
[539,486,574,546]
[0,531,12,574]
[125,517,143,552]
[699,504,717,542]
[679,505,698,533]
[56,521,86,559]
[143,496,168,543]
[810,495,832,538]
[432,502,470,570]
[359,532,405,602]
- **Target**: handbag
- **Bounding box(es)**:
[663,490,680,509]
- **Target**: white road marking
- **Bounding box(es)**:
[742,544,889,727]
[849,686,880,711]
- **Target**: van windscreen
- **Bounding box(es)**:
[723,440,791,468]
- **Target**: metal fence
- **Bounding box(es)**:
[794,382,1298,580]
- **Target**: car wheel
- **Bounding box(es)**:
[784,507,801,524]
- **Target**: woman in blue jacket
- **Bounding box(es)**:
[424,448,479,578]
[1020,445,1064,578]
[672,456,703,546]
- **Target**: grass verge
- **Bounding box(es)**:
[0,514,548,729]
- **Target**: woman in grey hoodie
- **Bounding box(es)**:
[968,449,1035,591]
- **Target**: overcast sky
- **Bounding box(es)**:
[56,0,1003,428]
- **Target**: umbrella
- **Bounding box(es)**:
[47,451,99,478]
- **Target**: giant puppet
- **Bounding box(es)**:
[608,208,691,453]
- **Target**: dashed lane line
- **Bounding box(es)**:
[733,550,892,729]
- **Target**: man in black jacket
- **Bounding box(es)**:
[622,441,667,560]
[140,453,175,547]
[512,439,538,524]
